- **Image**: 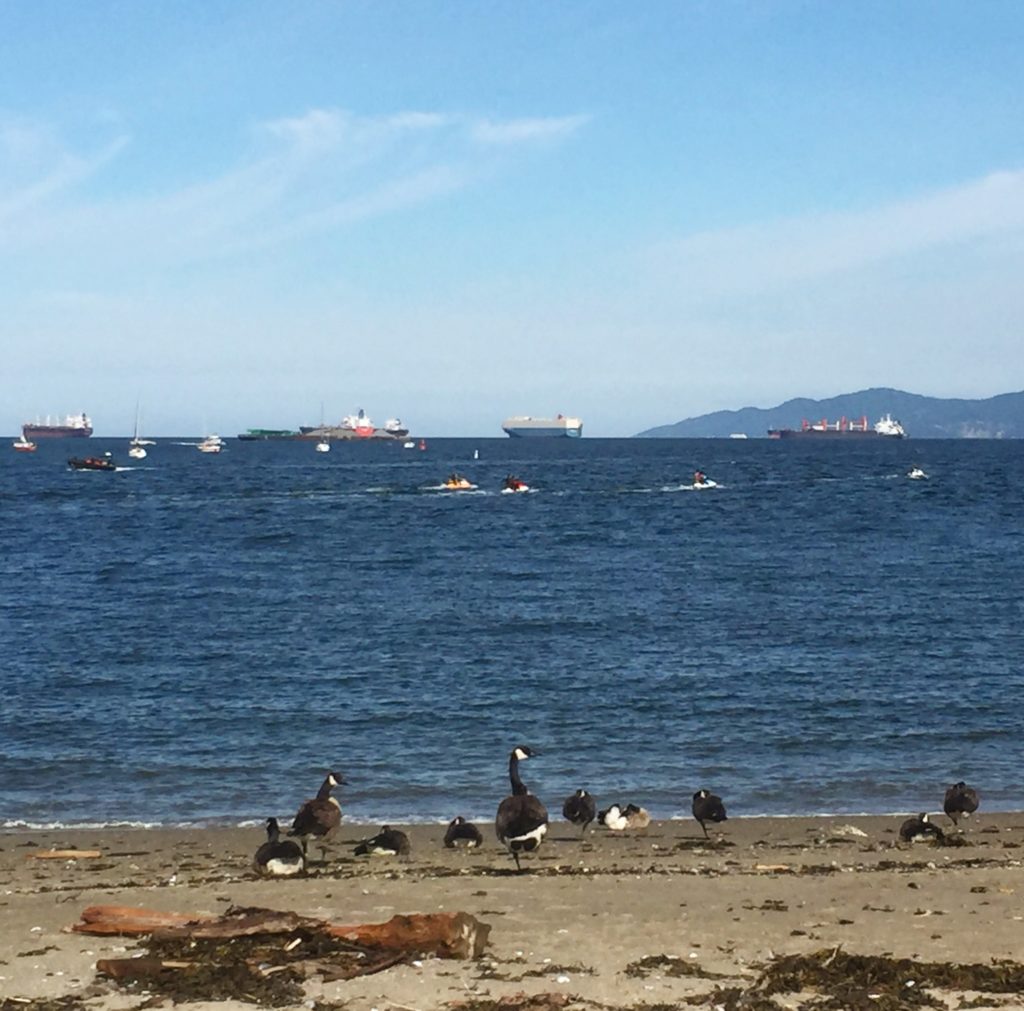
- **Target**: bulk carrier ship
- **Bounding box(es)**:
[22,413,93,439]
[768,413,906,439]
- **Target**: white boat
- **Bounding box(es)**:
[692,480,719,490]
[198,434,224,454]
[315,439,331,453]
[874,413,906,437]
[128,403,148,459]
[12,434,37,452]
[907,467,928,480]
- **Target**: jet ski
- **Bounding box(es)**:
[501,475,530,494]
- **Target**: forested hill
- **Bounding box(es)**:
[636,388,1024,439]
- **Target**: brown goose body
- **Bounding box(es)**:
[289,771,344,861]
[562,789,597,834]
[943,782,980,825]
[444,815,484,848]
[692,789,727,838]
[254,817,305,877]
[495,745,548,871]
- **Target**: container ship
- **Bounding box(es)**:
[502,414,583,438]
[23,413,93,439]
[768,413,906,439]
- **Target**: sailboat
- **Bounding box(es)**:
[128,403,148,459]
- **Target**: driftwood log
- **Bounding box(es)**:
[71,904,491,959]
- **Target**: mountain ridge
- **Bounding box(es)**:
[636,388,1024,439]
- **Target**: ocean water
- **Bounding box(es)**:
[1,436,1021,827]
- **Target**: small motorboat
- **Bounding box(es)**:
[315,439,331,453]
[502,475,530,494]
[13,435,36,452]
[69,456,116,472]
[197,434,224,454]
[908,467,928,480]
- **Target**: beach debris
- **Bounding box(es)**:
[70,904,489,958]
[25,849,102,860]
[830,824,869,838]
[624,954,734,980]
[446,994,571,1011]
[688,947,1024,1010]
[80,905,489,1007]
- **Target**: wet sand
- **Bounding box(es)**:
[1,812,1022,1009]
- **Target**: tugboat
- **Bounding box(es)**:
[68,455,116,472]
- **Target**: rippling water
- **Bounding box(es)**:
[1,435,1021,826]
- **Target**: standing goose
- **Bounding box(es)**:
[354,825,411,857]
[692,789,727,838]
[495,745,548,871]
[943,782,980,826]
[562,789,597,835]
[289,770,345,864]
[444,816,484,849]
[254,817,305,877]
[900,812,945,843]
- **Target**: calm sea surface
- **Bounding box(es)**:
[1,436,1021,827]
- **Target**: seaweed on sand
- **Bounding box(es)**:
[97,926,409,1007]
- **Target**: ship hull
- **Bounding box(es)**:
[23,425,93,439]
[502,416,583,438]
[768,429,902,440]
[503,426,583,438]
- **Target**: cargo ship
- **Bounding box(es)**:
[502,414,583,438]
[237,429,302,441]
[768,413,906,439]
[299,410,410,441]
[23,413,93,439]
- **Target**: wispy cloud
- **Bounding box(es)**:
[471,114,590,146]
[654,169,1024,300]
[0,107,588,271]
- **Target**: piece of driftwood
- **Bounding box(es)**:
[71,904,490,959]
[27,849,103,860]
[69,905,213,935]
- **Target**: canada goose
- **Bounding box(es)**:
[623,803,651,829]
[692,789,727,838]
[943,782,980,826]
[289,770,345,863]
[562,789,597,834]
[598,804,629,831]
[444,816,484,849]
[253,817,305,877]
[900,812,945,843]
[495,745,548,871]
[354,825,411,857]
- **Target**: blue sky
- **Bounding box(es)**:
[3,1,1023,436]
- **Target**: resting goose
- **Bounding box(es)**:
[562,789,597,835]
[253,817,304,877]
[692,789,727,838]
[495,745,548,871]
[289,770,345,863]
[623,803,651,829]
[354,824,411,857]
[943,782,980,826]
[444,815,484,849]
[598,804,629,831]
[900,811,945,843]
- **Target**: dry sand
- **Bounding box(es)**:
[1,812,1022,1009]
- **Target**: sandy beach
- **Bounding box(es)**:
[2,813,1023,1010]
